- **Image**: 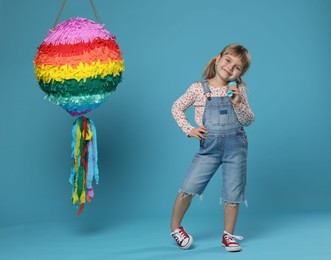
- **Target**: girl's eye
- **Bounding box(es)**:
[236,66,242,71]
[226,59,231,63]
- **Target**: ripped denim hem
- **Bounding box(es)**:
[178,189,203,201]
[220,198,248,208]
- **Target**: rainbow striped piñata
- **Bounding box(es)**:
[34,17,124,116]
[33,17,124,215]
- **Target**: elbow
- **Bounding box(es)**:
[171,101,178,113]
[242,114,255,127]
[246,114,255,126]
[171,101,182,118]
[171,106,176,118]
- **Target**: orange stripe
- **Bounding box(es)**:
[34,46,123,67]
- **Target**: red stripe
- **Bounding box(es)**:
[37,37,121,57]
[76,203,85,216]
[83,117,87,139]
[82,145,88,175]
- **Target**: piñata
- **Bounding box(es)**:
[33,17,124,215]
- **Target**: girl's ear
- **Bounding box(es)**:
[215,55,221,64]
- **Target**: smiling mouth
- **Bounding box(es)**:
[223,68,232,76]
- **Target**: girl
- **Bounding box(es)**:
[170,44,254,252]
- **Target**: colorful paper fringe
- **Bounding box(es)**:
[69,117,99,216]
[34,17,124,116]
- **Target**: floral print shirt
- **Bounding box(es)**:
[171,81,255,136]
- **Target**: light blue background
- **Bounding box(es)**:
[0,0,331,259]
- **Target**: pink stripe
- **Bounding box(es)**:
[43,17,115,45]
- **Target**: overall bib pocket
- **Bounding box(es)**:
[205,103,237,126]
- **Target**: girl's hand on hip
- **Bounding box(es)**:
[189,126,208,140]
[230,86,241,108]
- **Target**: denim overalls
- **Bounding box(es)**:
[180,80,248,204]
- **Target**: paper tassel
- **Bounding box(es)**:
[69,117,99,216]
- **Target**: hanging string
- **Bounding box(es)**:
[53,0,102,28]
[90,0,102,24]
[53,0,67,28]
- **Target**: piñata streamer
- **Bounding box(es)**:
[34,17,124,215]
[69,117,98,216]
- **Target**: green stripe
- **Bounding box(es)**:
[77,118,85,198]
[47,92,112,106]
[39,74,122,97]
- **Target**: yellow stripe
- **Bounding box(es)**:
[84,125,93,141]
[72,182,79,205]
[34,59,124,83]
[80,190,86,204]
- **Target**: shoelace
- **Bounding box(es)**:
[224,231,244,241]
[172,230,186,243]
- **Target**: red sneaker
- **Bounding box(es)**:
[171,226,193,249]
[222,231,243,252]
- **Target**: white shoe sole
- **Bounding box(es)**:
[222,243,241,252]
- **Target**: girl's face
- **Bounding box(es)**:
[215,54,244,82]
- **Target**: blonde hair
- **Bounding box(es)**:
[203,44,251,84]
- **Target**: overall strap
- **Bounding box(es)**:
[201,80,211,100]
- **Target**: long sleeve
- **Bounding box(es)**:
[171,83,198,136]
[233,84,255,126]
